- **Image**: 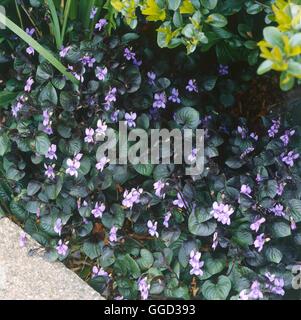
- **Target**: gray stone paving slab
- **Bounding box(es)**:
[0,217,104,300]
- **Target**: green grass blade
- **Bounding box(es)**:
[14,0,24,30]
[61,0,72,46]
[80,0,95,29]
[47,0,62,49]
[0,11,78,84]
[69,0,78,20]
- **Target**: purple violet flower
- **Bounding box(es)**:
[276,182,285,196]
[147,71,156,85]
[240,184,252,196]
[248,281,264,300]
[95,119,107,138]
[239,281,264,300]
[210,201,234,225]
[218,64,229,76]
[125,112,137,128]
[186,79,198,93]
[153,180,168,198]
[163,211,171,228]
[138,277,150,300]
[109,226,118,242]
[43,125,53,135]
[66,153,82,178]
[281,150,299,167]
[250,132,259,141]
[56,240,68,256]
[265,273,285,296]
[81,55,96,68]
[237,126,248,139]
[90,7,98,19]
[84,128,95,144]
[133,57,142,66]
[122,188,143,209]
[12,99,24,118]
[24,77,34,92]
[290,217,297,230]
[173,193,186,209]
[67,64,85,83]
[95,19,107,31]
[280,129,295,146]
[256,174,263,183]
[25,27,35,36]
[153,92,167,109]
[59,45,71,58]
[168,88,181,103]
[43,109,51,126]
[54,218,63,236]
[96,66,108,81]
[268,119,280,138]
[42,109,53,135]
[105,87,117,104]
[270,203,285,217]
[239,289,250,300]
[147,220,159,238]
[250,217,266,233]
[189,250,204,276]
[44,164,55,180]
[254,233,266,252]
[92,266,108,278]
[26,46,35,55]
[46,144,57,160]
[124,47,136,61]
[188,148,198,163]
[240,146,255,159]
[77,199,87,210]
[212,232,218,251]
[36,207,40,219]
[91,201,105,218]
[111,109,120,122]
[96,156,110,172]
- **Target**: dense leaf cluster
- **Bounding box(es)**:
[0,1,301,300]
